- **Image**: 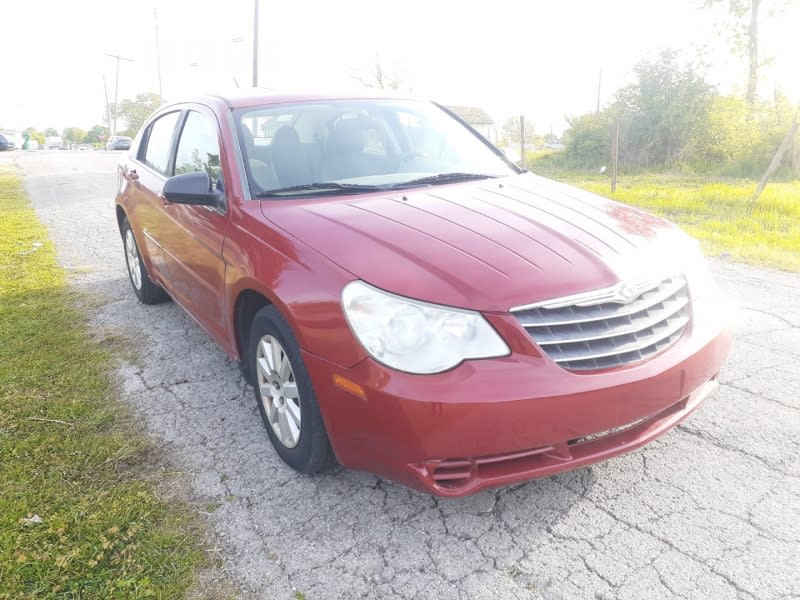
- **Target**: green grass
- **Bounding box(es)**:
[0,166,207,598]
[531,164,800,272]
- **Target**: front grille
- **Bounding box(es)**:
[512,275,690,371]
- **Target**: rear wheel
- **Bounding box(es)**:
[248,305,333,473]
[122,217,169,304]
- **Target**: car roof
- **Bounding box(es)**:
[168,88,418,111]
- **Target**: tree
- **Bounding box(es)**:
[351,53,401,90]
[685,94,756,165]
[44,127,59,137]
[702,0,793,109]
[704,0,761,108]
[116,92,162,137]
[613,49,713,166]
[562,112,612,168]
[500,116,542,148]
[62,127,87,145]
[84,124,110,144]
[23,127,45,146]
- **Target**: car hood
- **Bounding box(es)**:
[260,173,694,312]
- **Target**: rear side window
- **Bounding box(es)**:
[174,111,221,185]
[143,111,180,176]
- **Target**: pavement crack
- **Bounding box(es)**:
[553,478,763,600]
[719,381,800,413]
[739,306,799,329]
[676,425,798,480]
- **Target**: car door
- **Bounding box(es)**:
[158,107,230,343]
[124,110,182,283]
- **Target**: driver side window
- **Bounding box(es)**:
[174,111,222,186]
[143,111,180,176]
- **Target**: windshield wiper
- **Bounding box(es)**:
[256,182,384,198]
[388,172,496,189]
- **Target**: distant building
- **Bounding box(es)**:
[446,106,496,144]
[45,135,64,150]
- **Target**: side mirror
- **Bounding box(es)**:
[163,172,223,207]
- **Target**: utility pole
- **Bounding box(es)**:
[519,116,526,170]
[611,116,619,193]
[102,75,111,131]
[252,0,260,87]
[105,53,133,137]
[596,69,602,114]
[154,9,163,103]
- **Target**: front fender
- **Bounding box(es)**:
[223,207,368,368]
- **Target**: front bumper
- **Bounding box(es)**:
[304,301,732,497]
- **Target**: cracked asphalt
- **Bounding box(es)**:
[9,151,800,599]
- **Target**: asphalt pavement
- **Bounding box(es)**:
[8,151,800,600]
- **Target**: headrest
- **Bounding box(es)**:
[240,124,255,149]
[272,126,301,148]
[328,120,365,154]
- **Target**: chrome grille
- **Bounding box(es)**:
[512,275,690,371]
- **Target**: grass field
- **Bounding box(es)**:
[530,163,800,272]
[0,165,207,599]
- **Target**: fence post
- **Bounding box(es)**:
[611,117,619,193]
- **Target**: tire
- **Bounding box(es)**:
[122,217,169,305]
[248,305,334,473]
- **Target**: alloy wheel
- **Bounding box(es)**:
[255,335,301,448]
[125,229,142,290]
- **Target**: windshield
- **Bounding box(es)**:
[234,99,518,197]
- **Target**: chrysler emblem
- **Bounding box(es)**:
[511,276,660,311]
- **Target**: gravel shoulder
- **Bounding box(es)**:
[12,151,800,600]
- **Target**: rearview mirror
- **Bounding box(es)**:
[163,172,223,207]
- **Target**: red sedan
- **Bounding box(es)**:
[115,91,731,497]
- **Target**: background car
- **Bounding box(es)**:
[0,133,15,151]
[106,135,132,151]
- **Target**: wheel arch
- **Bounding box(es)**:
[115,204,128,237]
[233,288,273,384]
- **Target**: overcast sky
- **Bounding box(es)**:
[2,0,799,134]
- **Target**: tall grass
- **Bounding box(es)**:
[533,167,800,272]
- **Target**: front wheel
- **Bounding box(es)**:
[122,217,169,305]
[248,305,334,473]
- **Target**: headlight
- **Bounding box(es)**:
[341,281,510,374]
